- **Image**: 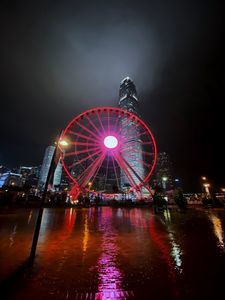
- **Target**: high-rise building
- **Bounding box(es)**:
[19,165,42,187]
[38,146,62,191]
[53,160,63,188]
[19,166,33,185]
[153,152,174,190]
[119,77,139,114]
[0,172,22,188]
[0,165,10,175]
[118,77,145,193]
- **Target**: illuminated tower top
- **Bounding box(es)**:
[118,77,139,115]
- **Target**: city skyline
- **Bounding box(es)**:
[0,0,224,191]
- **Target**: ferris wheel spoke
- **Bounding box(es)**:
[122,139,153,146]
[70,184,81,199]
[120,152,142,170]
[126,129,148,141]
[76,154,101,184]
[111,156,120,192]
[121,155,145,185]
[103,154,110,191]
[64,146,100,157]
[119,116,132,135]
[80,152,106,188]
[114,154,138,188]
[122,151,152,169]
[67,130,99,143]
[107,110,112,135]
[70,141,100,147]
[96,110,106,135]
[141,141,153,145]
[120,147,154,157]
[77,152,103,185]
[122,139,140,145]
[120,128,146,144]
[144,184,154,196]
[113,112,121,133]
[121,123,141,140]
[75,120,100,140]
[68,149,102,169]
[122,150,151,167]
[89,153,107,189]
[85,114,102,137]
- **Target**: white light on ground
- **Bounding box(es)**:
[104,136,118,149]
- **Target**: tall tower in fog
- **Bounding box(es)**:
[118,77,145,194]
[119,77,139,115]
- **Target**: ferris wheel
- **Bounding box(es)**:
[59,107,157,198]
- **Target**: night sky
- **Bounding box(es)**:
[1,0,225,191]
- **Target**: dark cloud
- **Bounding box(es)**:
[1,0,225,190]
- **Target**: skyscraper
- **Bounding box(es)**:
[153,152,174,190]
[19,165,41,187]
[118,77,145,194]
[38,145,62,191]
[119,77,139,114]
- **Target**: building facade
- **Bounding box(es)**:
[0,172,23,188]
[38,145,62,191]
[153,152,174,190]
[118,77,145,194]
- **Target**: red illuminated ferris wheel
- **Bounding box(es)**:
[59,107,157,198]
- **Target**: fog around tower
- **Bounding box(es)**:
[0,0,224,190]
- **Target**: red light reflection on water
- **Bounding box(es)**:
[149,217,175,277]
[40,208,76,262]
[149,217,179,298]
[65,208,76,232]
[95,208,124,300]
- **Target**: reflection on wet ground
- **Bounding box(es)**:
[1,207,225,299]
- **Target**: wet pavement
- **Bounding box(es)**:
[0,206,225,299]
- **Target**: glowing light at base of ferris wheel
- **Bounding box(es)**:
[104,136,118,149]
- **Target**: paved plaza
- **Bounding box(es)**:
[0,207,225,299]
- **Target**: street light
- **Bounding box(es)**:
[59,139,68,147]
[29,137,68,264]
[200,176,208,194]
[87,182,92,200]
[203,183,210,195]
[162,176,168,190]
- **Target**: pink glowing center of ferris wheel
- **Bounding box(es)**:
[103,136,118,149]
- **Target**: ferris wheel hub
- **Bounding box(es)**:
[103,135,118,149]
